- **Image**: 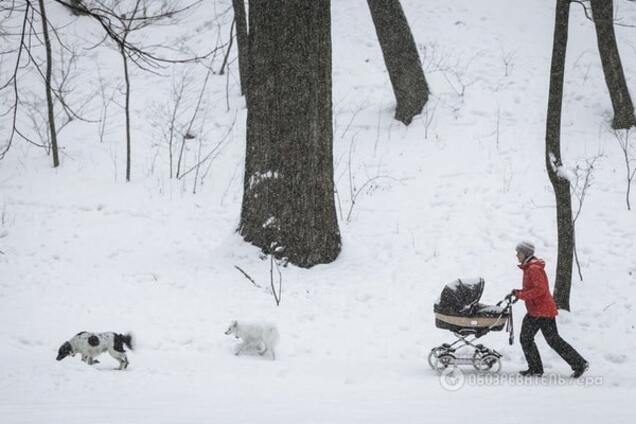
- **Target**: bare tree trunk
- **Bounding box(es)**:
[232,0,249,96]
[590,0,636,129]
[121,45,132,182]
[239,0,341,268]
[38,0,60,167]
[367,0,429,125]
[546,0,574,311]
[120,0,141,182]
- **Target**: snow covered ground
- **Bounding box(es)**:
[1,0,635,423]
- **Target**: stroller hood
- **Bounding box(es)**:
[435,277,484,314]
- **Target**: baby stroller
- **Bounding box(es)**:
[428,277,515,373]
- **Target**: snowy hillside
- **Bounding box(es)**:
[1,0,635,423]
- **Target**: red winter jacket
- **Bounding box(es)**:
[515,257,558,318]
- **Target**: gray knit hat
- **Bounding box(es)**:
[516,241,535,258]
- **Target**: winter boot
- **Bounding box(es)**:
[571,362,589,379]
[519,369,543,377]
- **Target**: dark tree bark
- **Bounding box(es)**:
[232,0,249,96]
[546,0,574,311]
[239,0,341,268]
[367,0,429,125]
[38,0,60,168]
[590,0,636,129]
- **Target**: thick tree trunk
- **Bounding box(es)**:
[546,0,574,311]
[239,0,341,268]
[590,0,636,129]
[367,0,429,125]
[38,0,60,168]
[232,0,249,96]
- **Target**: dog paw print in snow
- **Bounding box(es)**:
[355,293,373,303]
[604,353,627,364]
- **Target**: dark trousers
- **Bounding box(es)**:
[520,314,586,372]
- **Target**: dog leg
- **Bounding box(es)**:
[234,342,246,356]
[118,356,129,370]
[115,355,128,370]
[109,349,129,370]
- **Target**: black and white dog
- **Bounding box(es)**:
[56,332,133,370]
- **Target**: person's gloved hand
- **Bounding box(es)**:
[505,290,519,302]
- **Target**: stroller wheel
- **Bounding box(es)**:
[427,347,449,370]
[473,353,501,373]
[431,353,456,371]
[428,347,441,369]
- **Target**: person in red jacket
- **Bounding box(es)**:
[512,241,589,378]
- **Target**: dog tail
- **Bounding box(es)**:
[117,332,134,351]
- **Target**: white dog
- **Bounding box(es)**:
[56,331,133,370]
[225,321,279,360]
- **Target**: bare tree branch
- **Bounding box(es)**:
[0,2,30,160]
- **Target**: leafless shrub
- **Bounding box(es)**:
[500,47,515,78]
[611,129,635,210]
[96,66,121,144]
[149,68,192,178]
[418,42,480,118]
[234,248,285,307]
[570,154,603,280]
[175,60,216,179]
[335,132,404,224]
[16,46,92,159]
[420,42,480,99]
[268,248,284,307]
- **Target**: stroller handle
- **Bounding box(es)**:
[495,293,517,346]
[496,293,519,307]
